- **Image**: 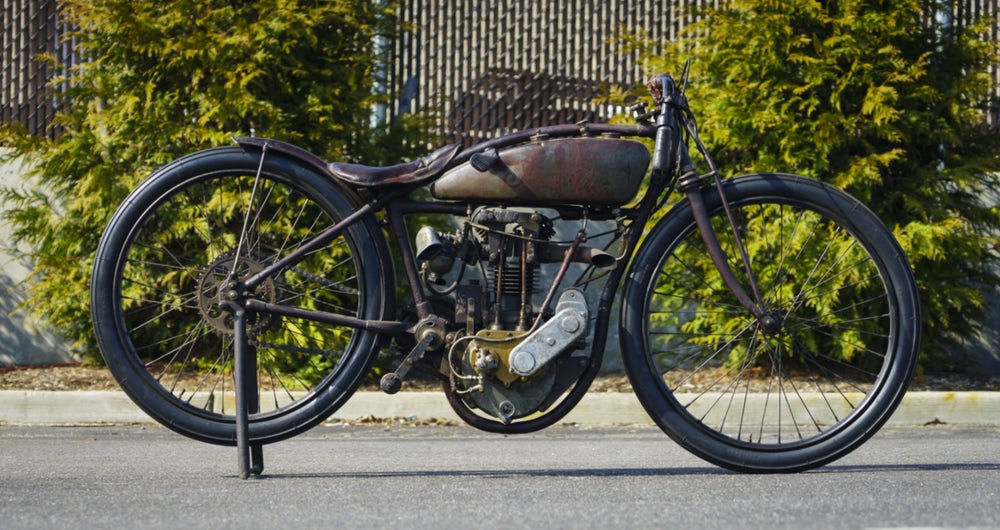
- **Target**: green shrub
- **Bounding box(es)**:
[619,0,1000,369]
[1,0,430,361]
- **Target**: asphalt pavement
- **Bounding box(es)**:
[1,382,997,529]
[0,423,997,529]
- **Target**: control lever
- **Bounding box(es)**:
[380,317,444,394]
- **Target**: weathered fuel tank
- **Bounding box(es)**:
[431,136,650,205]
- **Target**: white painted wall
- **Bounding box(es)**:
[0,150,76,366]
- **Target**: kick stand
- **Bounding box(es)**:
[229,303,264,479]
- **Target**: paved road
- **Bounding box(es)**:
[1,424,997,529]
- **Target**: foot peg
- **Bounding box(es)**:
[380,318,443,394]
[379,372,405,394]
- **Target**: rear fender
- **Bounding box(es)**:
[232,136,397,332]
[233,136,330,176]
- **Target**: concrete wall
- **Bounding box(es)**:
[0,150,76,366]
[960,301,1000,374]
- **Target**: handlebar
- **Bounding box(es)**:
[643,72,700,180]
[646,74,677,106]
[647,74,682,175]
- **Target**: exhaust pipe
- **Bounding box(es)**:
[535,244,616,269]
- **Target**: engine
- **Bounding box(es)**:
[414,207,613,426]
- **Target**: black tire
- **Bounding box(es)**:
[91,146,392,445]
[621,174,920,473]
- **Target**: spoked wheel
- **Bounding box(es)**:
[621,173,920,473]
[91,146,392,445]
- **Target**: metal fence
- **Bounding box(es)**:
[3,1,998,142]
[391,0,1000,145]
[955,0,1000,124]
[1,0,71,139]
[389,0,719,146]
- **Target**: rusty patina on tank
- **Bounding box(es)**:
[431,137,650,205]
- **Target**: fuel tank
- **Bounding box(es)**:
[431,136,650,205]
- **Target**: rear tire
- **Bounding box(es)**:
[621,174,920,472]
[91,146,391,445]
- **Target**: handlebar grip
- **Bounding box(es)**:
[650,120,673,173]
[648,74,679,174]
[646,74,676,104]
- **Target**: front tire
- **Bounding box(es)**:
[621,174,919,472]
[91,146,391,445]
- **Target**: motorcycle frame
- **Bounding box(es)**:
[226,78,765,477]
[239,139,762,345]
[241,122,663,337]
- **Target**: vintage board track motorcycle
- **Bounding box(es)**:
[91,71,920,477]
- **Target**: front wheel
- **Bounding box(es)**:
[91,146,392,445]
[621,174,920,473]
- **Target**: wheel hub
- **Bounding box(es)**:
[758,310,784,336]
[197,252,278,335]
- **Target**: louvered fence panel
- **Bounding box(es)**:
[3,1,997,139]
[955,0,999,123]
[0,0,66,139]
[391,0,718,146]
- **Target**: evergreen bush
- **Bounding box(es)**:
[618,0,1000,370]
[1,0,430,361]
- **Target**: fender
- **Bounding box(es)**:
[232,136,333,180]
[232,135,374,210]
[232,136,397,340]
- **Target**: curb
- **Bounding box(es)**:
[0,390,997,426]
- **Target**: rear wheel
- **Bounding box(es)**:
[91,147,391,445]
[621,174,919,472]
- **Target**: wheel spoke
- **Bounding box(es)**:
[104,167,368,423]
[631,177,916,464]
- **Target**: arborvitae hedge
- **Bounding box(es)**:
[619,0,1000,370]
[1,0,430,360]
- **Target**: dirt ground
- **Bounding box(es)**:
[0,363,997,392]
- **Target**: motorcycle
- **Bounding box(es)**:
[90,70,920,478]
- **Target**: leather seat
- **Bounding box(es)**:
[328,143,462,186]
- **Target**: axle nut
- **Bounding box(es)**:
[560,315,581,333]
[509,350,536,374]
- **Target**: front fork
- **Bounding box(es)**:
[648,75,770,327]
[679,170,769,323]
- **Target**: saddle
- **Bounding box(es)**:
[328,143,461,186]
